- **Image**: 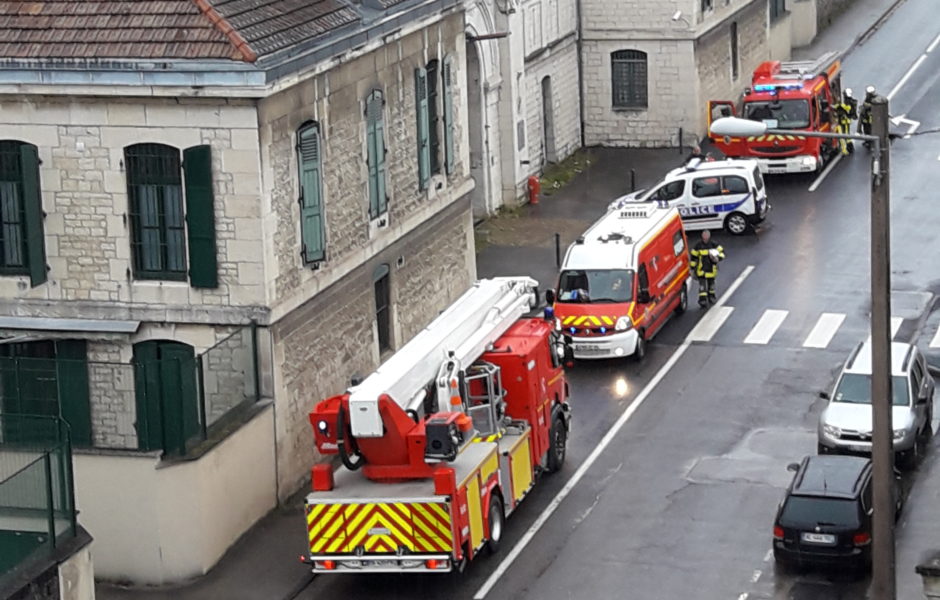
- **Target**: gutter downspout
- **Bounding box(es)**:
[576,0,586,148]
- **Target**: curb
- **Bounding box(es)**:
[849,0,910,50]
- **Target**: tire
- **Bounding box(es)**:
[546,416,568,473]
[486,495,505,555]
[817,442,828,455]
[724,211,749,236]
[633,331,647,362]
[675,286,688,316]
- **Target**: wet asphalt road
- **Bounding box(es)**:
[301,2,940,598]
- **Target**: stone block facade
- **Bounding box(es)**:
[816,0,856,29]
[271,200,474,496]
[0,97,265,310]
[524,36,582,169]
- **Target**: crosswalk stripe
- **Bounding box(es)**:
[743,309,788,345]
[931,323,940,349]
[865,316,904,343]
[688,306,734,342]
[803,313,846,348]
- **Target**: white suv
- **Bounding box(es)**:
[817,340,935,468]
[610,158,770,235]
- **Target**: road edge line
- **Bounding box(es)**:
[472,266,755,599]
[808,154,842,192]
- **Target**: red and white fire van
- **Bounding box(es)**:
[548,204,691,360]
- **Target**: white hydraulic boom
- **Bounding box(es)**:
[347,277,539,438]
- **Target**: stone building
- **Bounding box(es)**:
[581,0,793,146]
[464,0,582,217]
[0,0,474,584]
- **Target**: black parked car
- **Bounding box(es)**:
[772,455,901,571]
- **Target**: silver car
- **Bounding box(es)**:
[817,340,934,468]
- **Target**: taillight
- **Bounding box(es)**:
[425,559,448,570]
[318,560,337,570]
[773,526,784,540]
[853,532,871,546]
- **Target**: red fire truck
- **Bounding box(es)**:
[303,277,572,573]
[707,51,844,175]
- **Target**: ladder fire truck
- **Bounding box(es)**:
[707,51,844,174]
[304,277,572,573]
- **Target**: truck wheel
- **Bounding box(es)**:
[633,331,647,361]
[546,416,568,473]
[724,212,749,236]
[486,495,505,555]
[675,286,688,315]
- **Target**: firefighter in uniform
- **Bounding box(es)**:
[690,230,725,308]
[836,88,858,155]
[858,85,876,148]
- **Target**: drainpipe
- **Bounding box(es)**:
[576,0,586,148]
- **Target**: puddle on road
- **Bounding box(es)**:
[684,428,816,489]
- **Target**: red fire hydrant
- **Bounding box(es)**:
[527,175,541,205]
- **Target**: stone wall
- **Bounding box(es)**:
[816,0,856,30]
[271,199,474,498]
[0,96,266,313]
[258,11,473,324]
[524,36,582,169]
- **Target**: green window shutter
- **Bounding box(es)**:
[442,57,456,175]
[19,144,46,287]
[366,90,387,218]
[183,145,218,288]
[415,67,430,190]
[54,340,91,447]
[133,341,162,452]
[298,124,325,263]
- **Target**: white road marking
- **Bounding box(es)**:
[890,114,921,138]
[928,32,940,53]
[737,594,749,600]
[472,268,755,600]
[763,549,773,562]
[688,306,734,342]
[803,313,846,348]
[743,309,788,345]
[865,316,904,343]
[930,323,940,349]
[808,154,842,192]
[751,569,762,583]
[887,54,927,101]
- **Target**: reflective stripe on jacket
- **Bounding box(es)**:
[690,240,724,278]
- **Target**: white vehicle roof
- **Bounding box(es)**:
[843,340,914,377]
[662,157,761,181]
[562,204,678,271]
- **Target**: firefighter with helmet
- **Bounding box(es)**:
[690,230,725,308]
[858,85,876,148]
[835,88,858,155]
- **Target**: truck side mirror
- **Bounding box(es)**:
[637,289,651,304]
[787,462,800,473]
[818,391,830,400]
[545,289,556,305]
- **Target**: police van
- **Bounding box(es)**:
[610,158,770,235]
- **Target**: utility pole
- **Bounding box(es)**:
[869,93,895,600]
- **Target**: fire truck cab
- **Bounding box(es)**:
[708,51,843,175]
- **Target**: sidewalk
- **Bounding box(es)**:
[93,2,906,598]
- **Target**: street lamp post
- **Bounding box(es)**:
[710,104,894,598]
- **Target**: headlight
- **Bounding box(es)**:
[317,420,329,434]
[802,156,816,167]
[615,316,632,331]
[893,429,908,441]
[823,424,842,438]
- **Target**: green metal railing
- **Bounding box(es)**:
[0,415,76,578]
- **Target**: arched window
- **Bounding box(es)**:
[611,50,648,109]
[297,122,325,263]
[0,140,46,286]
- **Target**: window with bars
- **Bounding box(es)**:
[769,0,787,21]
[415,68,431,190]
[124,143,218,287]
[365,90,388,220]
[611,50,648,109]
[297,122,326,263]
[0,140,46,287]
[427,59,441,176]
[373,264,391,353]
[730,22,740,80]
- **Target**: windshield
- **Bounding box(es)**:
[780,496,860,528]
[833,373,911,406]
[558,269,634,303]
[744,99,810,129]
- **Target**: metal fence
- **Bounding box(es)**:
[0,415,76,577]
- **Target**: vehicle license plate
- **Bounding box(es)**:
[768,167,786,174]
[848,444,870,453]
[801,532,836,545]
[363,559,396,568]
[577,344,600,351]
